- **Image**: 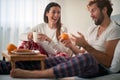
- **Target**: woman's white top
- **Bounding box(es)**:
[29,23,73,56]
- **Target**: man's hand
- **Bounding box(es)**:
[71,32,88,47]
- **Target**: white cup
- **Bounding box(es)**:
[33,32,39,43]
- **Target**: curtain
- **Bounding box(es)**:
[0,0,52,58]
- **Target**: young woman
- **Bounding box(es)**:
[19,2,73,57]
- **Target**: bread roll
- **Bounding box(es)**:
[13,49,32,52]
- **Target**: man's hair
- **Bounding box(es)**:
[87,0,113,17]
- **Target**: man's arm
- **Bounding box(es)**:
[83,39,119,67]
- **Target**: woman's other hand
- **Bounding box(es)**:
[28,32,33,41]
[37,33,52,42]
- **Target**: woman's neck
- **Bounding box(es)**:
[48,23,57,29]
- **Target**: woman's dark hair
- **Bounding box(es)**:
[87,0,113,17]
[44,2,61,40]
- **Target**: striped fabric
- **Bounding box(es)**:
[18,40,69,57]
[0,53,99,77]
[0,60,41,74]
[45,53,99,78]
[0,61,11,74]
[18,40,48,56]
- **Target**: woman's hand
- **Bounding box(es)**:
[37,33,52,42]
[27,32,52,43]
[28,32,33,41]
[59,36,73,48]
[59,34,84,54]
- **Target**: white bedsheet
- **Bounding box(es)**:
[1,74,120,80]
[75,73,120,80]
[0,75,56,80]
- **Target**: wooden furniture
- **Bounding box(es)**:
[2,51,46,70]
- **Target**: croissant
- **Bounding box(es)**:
[13,49,32,52]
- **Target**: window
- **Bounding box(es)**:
[0,0,51,58]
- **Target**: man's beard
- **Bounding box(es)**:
[94,12,104,25]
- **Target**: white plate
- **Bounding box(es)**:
[11,50,40,55]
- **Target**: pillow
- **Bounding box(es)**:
[111,14,120,26]
[109,40,120,73]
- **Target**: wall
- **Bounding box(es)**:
[56,0,120,35]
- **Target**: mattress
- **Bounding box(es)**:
[0,74,120,80]
[74,73,120,80]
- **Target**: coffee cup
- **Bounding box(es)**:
[33,32,39,43]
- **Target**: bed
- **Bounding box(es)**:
[0,74,120,80]
[0,14,120,80]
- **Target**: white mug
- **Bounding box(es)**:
[33,32,39,43]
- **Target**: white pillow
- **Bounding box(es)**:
[111,14,120,25]
[110,40,120,73]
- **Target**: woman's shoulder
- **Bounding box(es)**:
[35,23,47,27]
[31,23,47,31]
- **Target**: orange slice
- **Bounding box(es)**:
[60,33,69,40]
